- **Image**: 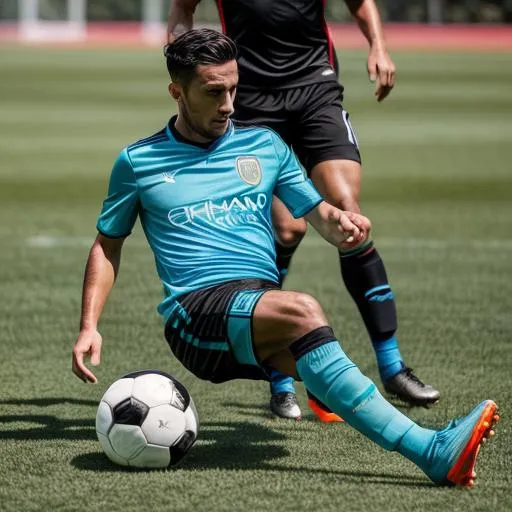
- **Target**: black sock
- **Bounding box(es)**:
[275,240,299,287]
[339,242,398,344]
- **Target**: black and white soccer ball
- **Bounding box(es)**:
[95,370,199,468]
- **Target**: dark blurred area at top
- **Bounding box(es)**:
[1,0,512,23]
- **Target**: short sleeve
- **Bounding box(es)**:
[272,132,322,218]
[96,148,139,238]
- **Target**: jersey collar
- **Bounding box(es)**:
[165,116,234,150]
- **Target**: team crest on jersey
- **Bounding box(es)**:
[236,157,262,186]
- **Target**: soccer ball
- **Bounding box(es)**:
[95,370,199,468]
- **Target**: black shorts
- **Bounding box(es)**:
[233,80,361,172]
[164,279,279,384]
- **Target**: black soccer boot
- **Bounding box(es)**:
[384,367,440,406]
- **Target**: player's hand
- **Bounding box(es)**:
[339,210,371,249]
[368,46,396,102]
[327,208,371,249]
[72,329,102,383]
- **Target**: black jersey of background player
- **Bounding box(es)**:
[215,0,339,89]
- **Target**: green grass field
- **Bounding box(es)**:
[1,46,511,511]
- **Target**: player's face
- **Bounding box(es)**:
[173,60,238,142]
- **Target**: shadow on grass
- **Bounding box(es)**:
[72,420,288,472]
[71,420,432,487]
[0,397,99,441]
[72,451,433,487]
[0,397,98,407]
[0,414,96,440]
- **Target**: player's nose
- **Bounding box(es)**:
[219,92,235,115]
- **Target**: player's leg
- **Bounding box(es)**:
[232,89,300,419]
[272,197,307,286]
[270,199,340,420]
[248,290,499,487]
[297,81,439,406]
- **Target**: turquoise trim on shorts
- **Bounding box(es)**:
[227,289,268,367]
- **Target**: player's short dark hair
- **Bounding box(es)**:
[164,28,237,86]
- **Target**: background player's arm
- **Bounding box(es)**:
[305,202,371,250]
[167,0,201,43]
[345,0,396,102]
[72,234,125,383]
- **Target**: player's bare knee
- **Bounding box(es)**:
[274,219,307,247]
[292,293,327,332]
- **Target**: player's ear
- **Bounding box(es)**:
[169,82,182,101]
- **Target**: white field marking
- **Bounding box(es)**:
[26,236,93,248]
[25,235,512,251]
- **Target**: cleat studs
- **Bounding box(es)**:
[489,430,495,437]
[482,421,490,428]
[481,437,487,444]
[493,415,500,422]
[468,479,474,488]
[472,471,477,479]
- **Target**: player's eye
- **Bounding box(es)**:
[207,89,223,96]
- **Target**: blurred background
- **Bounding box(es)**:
[1,0,512,46]
[1,1,511,511]
[2,0,512,26]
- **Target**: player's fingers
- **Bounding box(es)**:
[72,357,88,383]
[90,343,101,367]
[367,58,377,82]
[376,85,392,102]
[327,209,341,223]
[72,351,97,383]
[354,214,372,233]
[336,211,355,229]
[344,210,371,228]
[343,214,370,241]
[389,66,397,87]
[71,356,85,382]
[378,65,390,87]
[375,76,384,99]
[339,220,360,241]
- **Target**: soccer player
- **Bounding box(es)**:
[167,0,440,421]
[72,29,497,488]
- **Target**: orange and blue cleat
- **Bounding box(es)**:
[307,392,344,423]
[424,400,499,487]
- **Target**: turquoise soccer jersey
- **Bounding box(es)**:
[97,118,322,319]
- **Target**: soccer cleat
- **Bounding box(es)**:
[423,400,499,487]
[307,396,344,423]
[269,392,302,420]
[384,367,440,406]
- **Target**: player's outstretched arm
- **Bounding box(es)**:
[167,0,201,44]
[72,234,125,384]
[305,201,371,250]
[345,0,396,102]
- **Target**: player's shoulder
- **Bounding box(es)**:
[126,127,168,154]
[232,122,283,146]
[120,127,169,170]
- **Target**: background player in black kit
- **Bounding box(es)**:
[167,0,441,420]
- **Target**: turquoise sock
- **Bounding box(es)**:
[269,369,295,395]
[374,336,404,381]
[295,341,435,464]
